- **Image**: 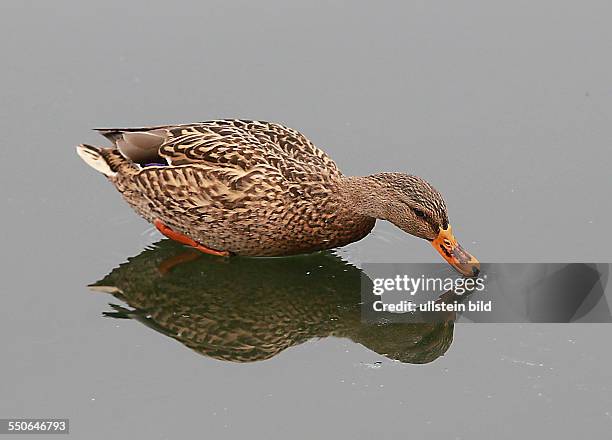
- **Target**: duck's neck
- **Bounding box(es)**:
[337,175,390,220]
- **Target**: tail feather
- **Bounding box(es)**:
[76,144,117,177]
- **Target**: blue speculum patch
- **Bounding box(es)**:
[143,162,167,167]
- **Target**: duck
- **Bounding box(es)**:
[77,119,479,276]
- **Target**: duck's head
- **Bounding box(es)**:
[342,172,480,277]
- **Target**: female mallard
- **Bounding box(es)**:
[77,119,479,276]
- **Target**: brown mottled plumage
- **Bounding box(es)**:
[90,240,456,364]
[77,119,478,270]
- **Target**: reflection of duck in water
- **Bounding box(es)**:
[90,240,455,364]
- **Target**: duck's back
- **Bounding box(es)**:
[99,119,342,182]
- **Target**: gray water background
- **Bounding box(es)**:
[1,1,612,438]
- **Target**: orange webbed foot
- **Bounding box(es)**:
[153,219,230,257]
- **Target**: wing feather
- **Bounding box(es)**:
[98,120,342,183]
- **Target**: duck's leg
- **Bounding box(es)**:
[153,219,230,257]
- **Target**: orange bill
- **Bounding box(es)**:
[431,225,480,277]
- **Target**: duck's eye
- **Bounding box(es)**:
[414,209,425,218]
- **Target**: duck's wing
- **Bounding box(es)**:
[96,120,343,183]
